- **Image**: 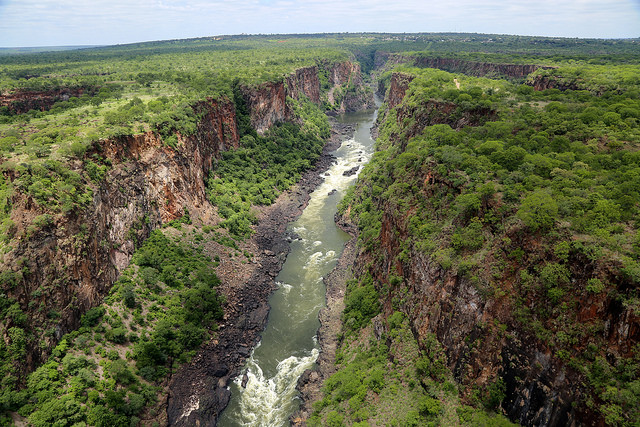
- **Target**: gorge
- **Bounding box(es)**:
[0,34,638,427]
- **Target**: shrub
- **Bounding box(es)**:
[517,190,558,231]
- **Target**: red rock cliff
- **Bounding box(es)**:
[0,97,238,373]
[374,51,554,80]
[242,66,321,134]
[0,87,90,114]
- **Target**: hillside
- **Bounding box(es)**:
[303,47,640,426]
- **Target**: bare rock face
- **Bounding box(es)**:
[527,75,583,92]
[413,56,548,78]
[242,66,321,135]
[328,61,375,113]
[286,66,321,104]
[385,72,415,109]
[0,87,90,114]
[373,51,554,81]
[242,81,288,135]
[0,97,239,374]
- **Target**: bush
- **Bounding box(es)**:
[517,190,558,231]
[343,275,380,330]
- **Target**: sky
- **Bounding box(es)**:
[0,0,639,47]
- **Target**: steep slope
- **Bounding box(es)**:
[308,65,640,426]
[1,97,239,374]
[373,51,554,80]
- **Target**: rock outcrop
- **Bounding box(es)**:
[0,87,91,114]
[373,51,555,80]
[326,61,375,114]
[242,65,321,134]
[526,74,584,92]
[384,72,415,109]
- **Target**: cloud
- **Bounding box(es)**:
[0,0,638,46]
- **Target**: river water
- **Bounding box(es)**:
[217,106,379,427]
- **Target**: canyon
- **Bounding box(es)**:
[0,58,373,424]
[2,42,638,426]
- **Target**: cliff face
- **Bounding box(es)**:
[527,75,583,92]
[374,51,554,80]
[384,73,414,110]
[243,61,374,134]
[345,71,640,426]
[1,97,239,373]
[286,66,321,104]
[413,56,550,79]
[0,87,90,114]
[327,61,375,114]
[242,66,321,134]
[362,204,639,425]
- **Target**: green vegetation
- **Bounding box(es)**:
[310,312,516,426]
[1,32,640,426]
[338,58,640,425]
[0,229,223,425]
[207,96,329,238]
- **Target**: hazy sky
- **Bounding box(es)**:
[1,0,639,47]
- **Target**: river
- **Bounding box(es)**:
[218,106,379,427]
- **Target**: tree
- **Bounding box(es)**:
[517,190,558,231]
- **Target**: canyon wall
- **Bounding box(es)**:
[1,60,374,426]
[2,61,341,374]
[1,97,239,373]
[0,87,91,114]
[243,61,373,134]
[342,72,640,426]
[374,51,555,81]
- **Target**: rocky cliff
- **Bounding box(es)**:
[373,51,555,81]
[0,87,91,114]
[413,56,551,79]
[526,74,584,92]
[1,97,239,373]
[383,72,415,110]
[355,202,639,425]
[335,69,640,426]
[324,61,375,114]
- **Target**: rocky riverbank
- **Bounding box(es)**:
[165,119,356,426]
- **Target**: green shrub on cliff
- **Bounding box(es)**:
[8,229,223,424]
[337,58,640,426]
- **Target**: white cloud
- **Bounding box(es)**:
[0,0,638,46]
